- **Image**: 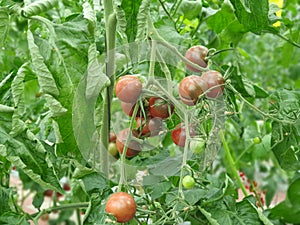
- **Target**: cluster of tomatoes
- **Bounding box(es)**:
[105,45,225,223]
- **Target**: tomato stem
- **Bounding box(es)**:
[228,83,296,124]
[147,16,209,72]
[219,130,248,196]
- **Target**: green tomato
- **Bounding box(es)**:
[182,175,195,189]
[108,142,118,156]
[253,137,262,144]
[189,139,205,154]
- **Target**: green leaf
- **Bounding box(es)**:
[135,0,149,42]
[287,177,300,207]
[27,30,59,97]
[86,43,110,99]
[198,206,221,225]
[271,122,299,171]
[269,201,300,224]
[0,7,9,46]
[229,0,276,34]
[120,0,143,42]
[149,155,182,176]
[44,94,67,117]
[184,189,207,205]
[0,131,63,193]
[178,0,202,20]
[0,187,13,215]
[81,172,108,193]
[0,212,30,225]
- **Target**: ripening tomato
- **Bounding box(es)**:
[200,70,224,98]
[179,75,208,106]
[136,117,163,136]
[106,192,136,223]
[116,128,141,157]
[109,132,117,143]
[171,123,196,147]
[115,75,142,103]
[184,45,208,72]
[149,97,174,119]
[121,101,144,117]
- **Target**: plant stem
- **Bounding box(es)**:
[147,16,208,72]
[219,130,248,196]
[118,103,140,191]
[149,40,157,79]
[275,33,300,48]
[228,83,295,124]
[101,0,117,176]
[234,143,255,164]
[178,112,191,198]
[31,202,89,218]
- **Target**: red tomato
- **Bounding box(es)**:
[200,70,224,98]
[179,75,208,106]
[106,192,136,223]
[149,97,174,119]
[171,123,196,147]
[115,75,142,103]
[136,117,163,136]
[184,45,208,72]
[116,128,141,157]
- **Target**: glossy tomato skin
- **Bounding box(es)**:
[106,192,136,223]
[179,75,208,106]
[136,117,163,136]
[185,45,208,72]
[116,128,141,157]
[201,70,224,98]
[172,123,196,147]
[115,75,142,103]
[149,97,174,119]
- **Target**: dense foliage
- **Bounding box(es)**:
[0,0,299,224]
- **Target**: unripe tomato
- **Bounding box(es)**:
[108,142,118,156]
[189,139,205,154]
[200,70,224,98]
[106,192,136,223]
[115,75,142,103]
[182,175,195,189]
[253,137,262,144]
[171,123,196,147]
[116,128,141,157]
[179,75,208,106]
[136,117,163,136]
[149,97,174,119]
[184,45,208,72]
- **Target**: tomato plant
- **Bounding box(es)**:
[105,192,136,223]
[0,0,300,224]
